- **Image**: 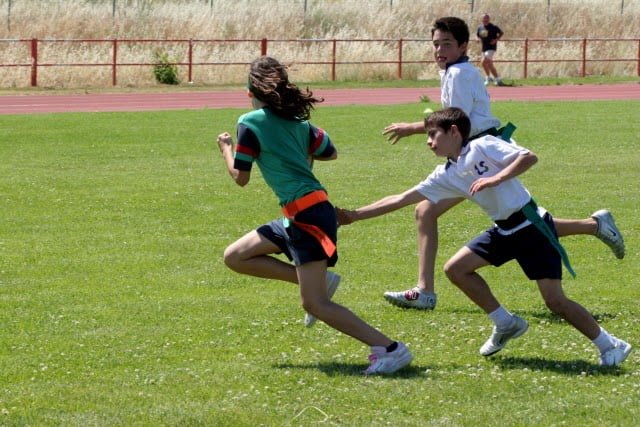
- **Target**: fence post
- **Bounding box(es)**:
[331,39,336,81]
[523,38,528,79]
[581,38,586,77]
[188,39,193,83]
[112,39,118,86]
[397,38,403,79]
[30,38,38,87]
[261,38,267,55]
[637,39,640,76]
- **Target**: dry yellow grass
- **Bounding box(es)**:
[0,0,638,87]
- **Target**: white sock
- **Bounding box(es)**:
[488,306,513,329]
[592,328,617,353]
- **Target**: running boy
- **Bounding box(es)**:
[380,16,624,310]
[216,56,412,375]
[338,107,631,366]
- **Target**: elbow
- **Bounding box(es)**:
[324,146,338,160]
[314,151,338,161]
[327,146,338,160]
[235,176,250,187]
[229,169,251,187]
[232,171,250,187]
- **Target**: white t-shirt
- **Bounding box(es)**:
[440,61,501,137]
[414,135,531,221]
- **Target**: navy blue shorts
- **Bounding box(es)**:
[257,201,338,267]
[467,212,562,280]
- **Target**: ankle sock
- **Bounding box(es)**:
[592,328,617,353]
[488,306,513,329]
[386,342,398,353]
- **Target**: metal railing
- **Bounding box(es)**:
[0,37,638,87]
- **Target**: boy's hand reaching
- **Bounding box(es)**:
[335,207,357,226]
[382,123,413,145]
[469,176,501,195]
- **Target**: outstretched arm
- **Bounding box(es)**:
[217,132,250,187]
[382,121,426,145]
[469,151,537,195]
[337,188,426,225]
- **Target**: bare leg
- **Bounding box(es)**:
[223,230,298,284]
[415,198,464,293]
[481,57,492,77]
[536,279,600,340]
[443,247,499,313]
[298,260,393,347]
[553,217,596,237]
[487,60,499,79]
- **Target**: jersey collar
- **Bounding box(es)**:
[445,138,471,169]
[445,55,469,71]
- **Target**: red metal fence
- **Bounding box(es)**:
[1,37,639,87]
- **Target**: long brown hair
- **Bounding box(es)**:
[247,56,323,121]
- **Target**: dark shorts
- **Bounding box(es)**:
[467,212,562,280]
[257,201,338,267]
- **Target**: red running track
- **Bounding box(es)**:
[0,83,639,115]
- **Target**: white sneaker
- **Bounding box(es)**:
[592,209,625,259]
[304,271,341,328]
[383,287,436,310]
[600,339,632,366]
[484,77,494,86]
[480,315,528,356]
[495,78,505,86]
[364,342,413,375]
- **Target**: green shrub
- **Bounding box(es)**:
[152,49,180,85]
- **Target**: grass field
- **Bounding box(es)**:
[1,100,639,425]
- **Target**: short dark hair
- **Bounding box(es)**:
[425,107,471,140]
[431,17,470,46]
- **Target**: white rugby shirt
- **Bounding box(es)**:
[414,135,532,222]
[440,61,501,138]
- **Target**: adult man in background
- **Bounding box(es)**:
[477,13,504,86]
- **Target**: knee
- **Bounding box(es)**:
[443,259,462,284]
[415,200,438,223]
[223,245,241,271]
[544,296,570,315]
[301,297,328,317]
[301,298,315,314]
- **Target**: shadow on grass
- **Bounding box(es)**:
[445,307,619,324]
[490,355,627,376]
[520,309,619,324]
[274,362,428,378]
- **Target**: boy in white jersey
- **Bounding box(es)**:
[338,107,631,366]
[380,17,624,311]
